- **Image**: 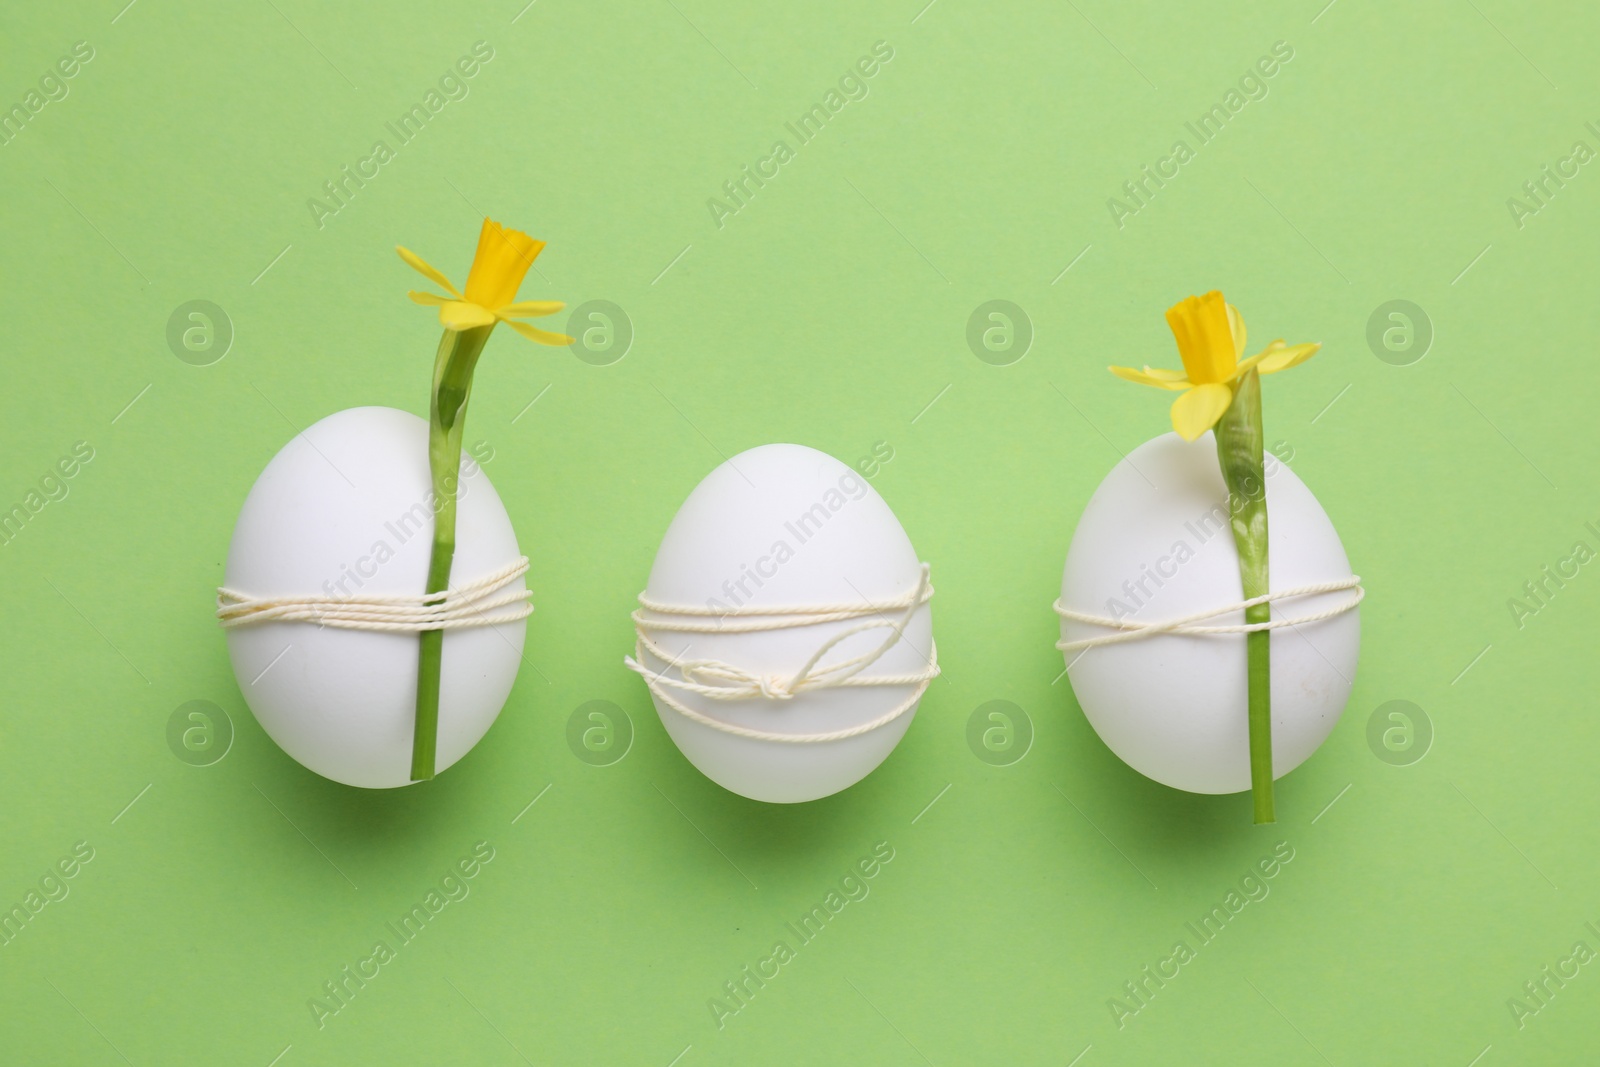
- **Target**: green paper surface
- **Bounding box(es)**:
[3,2,1598,1063]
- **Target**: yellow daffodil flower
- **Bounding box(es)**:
[401,216,574,782]
[398,217,572,345]
[1109,290,1320,441]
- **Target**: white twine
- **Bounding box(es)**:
[1054,576,1363,652]
[216,557,534,633]
[625,563,940,744]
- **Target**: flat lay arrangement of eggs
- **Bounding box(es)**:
[221,422,1359,805]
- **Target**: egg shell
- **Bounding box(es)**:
[223,406,526,788]
[640,443,932,803]
[1060,432,1359,794]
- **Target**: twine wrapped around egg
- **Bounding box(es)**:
[626,563,939,743]
[218,557,534,632]
[1054,577,1363,651]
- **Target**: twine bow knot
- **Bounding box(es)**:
[624,564,940,743]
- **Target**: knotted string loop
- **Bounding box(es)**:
[625,563,939,743]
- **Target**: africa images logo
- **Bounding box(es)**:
[707,842,895,1030]
[1108,842,1295,1029]
[1105,41,1295,229]
[705,41,896,230]
[306,841,496,1029]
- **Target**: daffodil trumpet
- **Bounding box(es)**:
[400,218,572,781]
[1110,291,1320,824]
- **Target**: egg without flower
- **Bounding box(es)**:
[632,444,935,803]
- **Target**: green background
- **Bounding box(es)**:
[3,0,1597,1063]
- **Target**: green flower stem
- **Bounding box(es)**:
[1213,370,1274,824]
[411,323,493,782]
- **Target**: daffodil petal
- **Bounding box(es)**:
[1237,340,1283,376]
[1256,341,1320,375]
[505,319,574,346]
[408,290,449,306]
[497,300,565,319]
[438,300,496,330]
[1110,364,1191,391]
[1141,365,1189,381]
[397,246,464,300]
[1235,347,1271,376]
[1170,383,1233,441]
[1227,303,1246,361]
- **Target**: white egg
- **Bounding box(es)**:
[223,406,526,788]
[1060,432,1359,794]
[636,444,934,803]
